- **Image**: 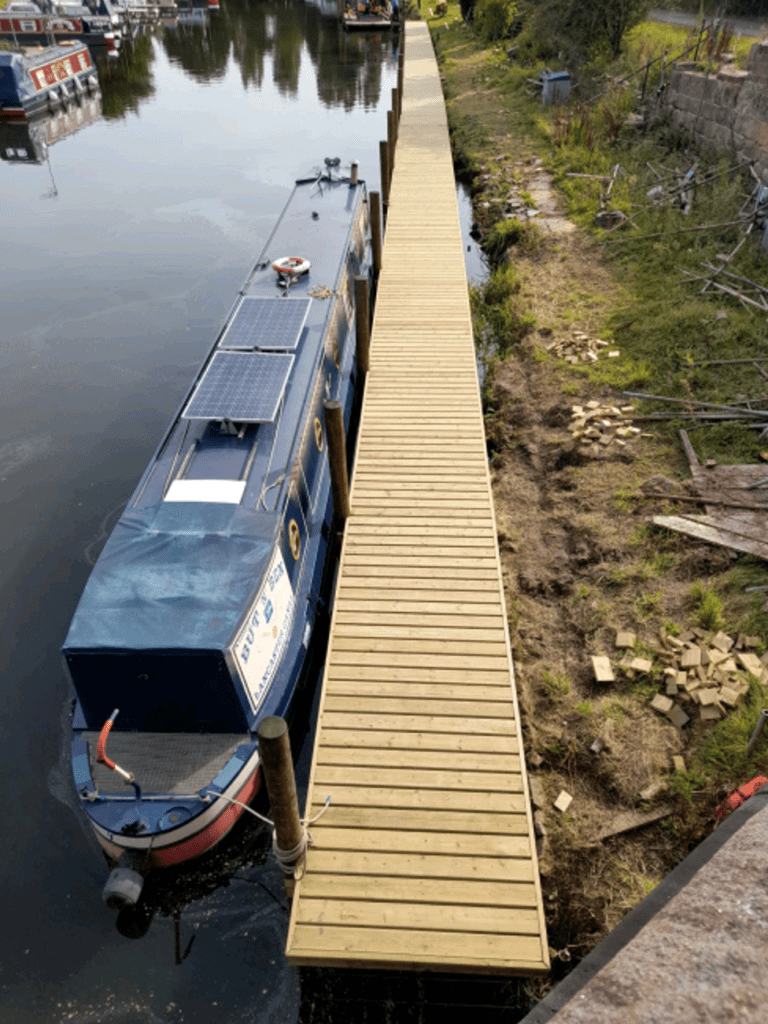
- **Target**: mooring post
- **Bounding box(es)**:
[392,87,399,131]
[379,141,390,217]
[324,399,350,521]
[256,716,303,895]
[397,61,404,117]
[387,109,396,172]
[369,190,383,278]
[354,275,371,375]
[350,159,359,185]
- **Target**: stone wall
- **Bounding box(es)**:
[664,41,768,182]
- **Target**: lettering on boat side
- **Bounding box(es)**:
[233,551,295,711]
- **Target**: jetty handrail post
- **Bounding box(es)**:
[379,141,390,218]
[354,275,371,375]
[256,716,303,894]
[369,190,383,279]
[324,399,350,521]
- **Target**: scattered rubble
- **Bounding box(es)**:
[546,333,620,365]
[566,399,641,454]
[595,627,766,732]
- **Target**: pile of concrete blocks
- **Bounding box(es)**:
[568,400,641,453]
[618,629,766,730]
[545,331,620,365]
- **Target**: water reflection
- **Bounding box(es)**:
[0,2,396,1020]
[0,94,102,163]
[95,1,395,121]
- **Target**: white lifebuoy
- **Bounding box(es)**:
[273,256,311,277]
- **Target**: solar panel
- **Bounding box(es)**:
[219,297,311,352]
[183,351,294,423]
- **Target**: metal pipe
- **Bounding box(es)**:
[747,709,768,757]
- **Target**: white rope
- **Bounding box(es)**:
[202,791,332,878]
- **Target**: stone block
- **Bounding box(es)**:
[651,693,674,715]
[700,704,722,722]
[711,631,733,653]
[669,705,690,729]
[737,651,766,681]
[592,655,615,683]
[681,647,702,668]
[673,755,686,773]
[639,779,668,802]
[554,790,573,813]
[631,657,653,674]
[615,630,636,649]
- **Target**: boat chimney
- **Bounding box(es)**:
[350,160,359,186]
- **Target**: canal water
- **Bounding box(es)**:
[0,6,399,1022]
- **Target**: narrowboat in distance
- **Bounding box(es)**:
[63,162,372,911]
[341,0,398,31]
[0,1,122,54]
[0,41,99,120]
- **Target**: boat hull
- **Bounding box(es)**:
[65,169,371,902]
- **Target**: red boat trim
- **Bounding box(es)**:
[90,752,262,866]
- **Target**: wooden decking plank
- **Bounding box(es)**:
[308,787,525,813]
[315,747,520,771]
[286,21,548,976]
[295,899,542,935]
[315,731,518,755]
[298,875,539,908]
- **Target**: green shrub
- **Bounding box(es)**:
[475,0,519,41]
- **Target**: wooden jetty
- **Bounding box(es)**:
[285,21,549,975]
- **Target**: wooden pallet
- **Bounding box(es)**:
[285,21,549,976]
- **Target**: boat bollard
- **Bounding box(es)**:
[379,140,390,214]
[354,276,371,376]
[257,717,303,895]
[350,160,359,185]
[324,400,350,521]
[370,191,383,278]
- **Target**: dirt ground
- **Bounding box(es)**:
[472,145,745,978]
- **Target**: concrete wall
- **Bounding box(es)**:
[664,41,768,182]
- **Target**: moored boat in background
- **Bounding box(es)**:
[0,41,99,120]
[63,162,372,913]
[0,0,122,54]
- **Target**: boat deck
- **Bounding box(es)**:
[83,732,248,795]
[284,22,549,975]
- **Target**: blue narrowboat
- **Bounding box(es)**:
[63,163,371,910]
[0,41,98,120]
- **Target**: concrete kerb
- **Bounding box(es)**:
[517,782,768,1024]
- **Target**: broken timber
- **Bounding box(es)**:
[652,430,768,559]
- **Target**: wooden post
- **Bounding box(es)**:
[387,109,396,172]
[354,275,370,375]
[397,60,404,116]
[392,87,399,130]
[324,400,350,520]
[256,716,302,890]
[369,190,383,278]
[379,140,390,210]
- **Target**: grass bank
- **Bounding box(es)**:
[428,6,768,981]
